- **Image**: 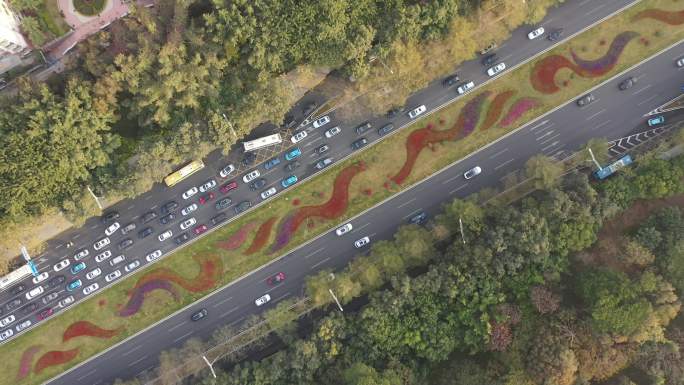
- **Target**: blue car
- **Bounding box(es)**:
[281,175,298,188]
[70,262,86,275]
[263,157,281,170]
[284,147,302,161]
[66,279,82,292]
[647,115,664,127]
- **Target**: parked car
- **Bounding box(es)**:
[482,53,497,66]
[442,74,459,87]
[199,179,217,193]
[264,157,281,170]
[249,178,267,191]
[118,238,134,250]
[83,283,100,296]
[6,298,22,312]
[161,201,179,214]
[677,57,684,67]
[41,291,59,305]
[408,105,427,119]
[101,211,120,224]
[145,249,163,262]
[242,152,257,166]
[182,186,199,200]
[457,81,475,94]
[198,192,215,205]
[160,212,177,225]
[619,76,637,90]
[191,308,208,321]
[285,147,302,161]
[312,115,331,128]
[125,259,141,272]
[93,237,110,251]
[45,275,65,290]
[66,279,82,292]
[335,223,353,236]
[181,203,198,216]
[487,62,506,77]
[94,250,112,263]
[70,262,86,275]
[302,101,317,116]
[285,161,301,172]
[576,93,596,106]
[141,211,157,224]
[193,224,208,235]
[547,28,563,41]
[234,200,252,214]
[355,121,372,135]
[291,130,308,143]
[138,227,154,239]
[9,285,25,296]
[220,181,239,194]
[53,258,71,272]
[527,26,545,40]
[377,123,395,136]
[15,319,31,332]
[20,303,37,315]
[243,169,261,183]
[180,217,196,230]
[158,230,173,242]
[0,315,15,327]
[32,272,49,285]
[316,144,330,154]
[175,233,190,245]
[255,294,271,306]
[325,126,341,138]
[73,248,89,261]
[25,286,44,300]
[261,187,277,200]
[648,115,665,127]
[104,222,120,236]
[121,222,137,235]
[37,308,54,321]
[211,213,228,225]
[351,138,368,150]
[110,255,126,267]
[219,164,236,178]
[58,296,75,308]
[386,107,404,119]
[0,328,13,341]
[267,272,286,286]
[281,175,298,188]
[105,270,122,283]
[315,158,334,170]
[463,166,482,179]
[354,236,370,248]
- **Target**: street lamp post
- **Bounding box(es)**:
[328,289,343,312]
[587,148,603,170]
[368,56,394,74]
[202,355,217,379]
[459,217,466,244]
[222,113,237,139]
[86,185,103,210]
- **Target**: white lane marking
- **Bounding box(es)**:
[396,197,416,209]
[311,256,331,270]
[55,244,63,250]
[539,132,561,145]
[631,84,652,95]
[637,94,658,106]
[494,158,516,171]
[122,345,142,357]
[579,0,591,5]
[131,215,139,220]
[585,2,606,15]
[150,205,158,210]
[351,222,370,234]
[73,234,81,239]
[541,141,560,152]
[127,205,135,210]
[403,208,423,219]
[272,292,292,303]
[127,355,148,367]
[535,130,555,141]
[89,224,98,230]
[76,369,97,381]
[441,174,462,185]
[489,148,508,159]
[144,195,153,200]
[535,122,556,134]
[303,136,322,147]
[528,119,550,131]
[229,316,246,327]
[585,109,606,121]
[173,330,193,343]
[541,17,555,26]
[592,120,612,131]
[212,296,233,308]
[137,365,155,377]
[220,306,239,318]
[303,247,325,259]
[167,320,187,332]
[449,184,469,195]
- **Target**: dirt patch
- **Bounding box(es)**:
[632,8,684,24]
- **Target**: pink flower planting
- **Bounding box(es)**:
[17,345,42,380]
[499,98,540,127]
[215,221,258,250]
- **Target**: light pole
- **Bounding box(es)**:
[368,56,394,74]
[86,185,103,210]
[328,289,343,312]
[459,217,466,244]
[202,355,217,379]
[587,148,603,170]
[222,113,237,139]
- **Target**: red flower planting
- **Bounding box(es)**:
[34,348,80,374]
[133,254,221,293]
[16,345,41,380]
[363,188,373,196]
[499,98,540,127]
[118,279,180,317]
[244,217,278,255]
[62,321,123,343]
[292,198,300,206]
[271,162,366,251]
[389,92,490,185]
[215,221,258,250]
[632,8,684,25]
[480,90,515,131]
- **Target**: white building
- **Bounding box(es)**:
[0,0,29,56]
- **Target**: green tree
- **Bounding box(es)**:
[620,238,655,267]
[343,362,402,385]
[524,154,563,190]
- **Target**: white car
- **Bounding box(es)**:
[110,254,126,267]
[199,179,217,193]
[677,57,684,67]
[312,115,331,128]
[463,166,482,179]
[219,164,235,178]
[260,187,277,200]
[83,283,99,296]
[15,319,31,332]
[354,236,370,248]
[73,249,89,261]
[25,286,44,300]
[243,169,261,183]
[487,62,506,77]
[255,294,271,306]
[335,223,353,236]
[32,272,49,285]
[93,237,110,251]
[158,230,173,242]
[94,250,112,263]
[105,270,122,283]
[146,249,163,262]
[290,130,308,144]
[125,259,141,272]
[58,296,75,308]
[182,186,199,200]
[180,217,196,230]
[408,105,427,119]
[457,81,475,94]
[86,268,102,280]
[104,222,120,236]
[0,314,15,327]
[527,26,545,40]
[181,203,198,216]
[324,126,341,138]
[0,328,13,341]
[53,258,71,272]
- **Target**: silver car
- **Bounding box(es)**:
[255,294,271,306]
[487,62,506,77]
[260,187,277,200]
[199,179,217,193]
[354,236,370,248]
[181,203,198,216]
[182,186,199,200]
[463,166,482,179]
[15,320,31,332]
[242,169,261,183]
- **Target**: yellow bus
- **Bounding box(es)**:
[164,160,205,187]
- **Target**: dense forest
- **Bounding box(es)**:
[0,0,563,242]
[112,150,684,385]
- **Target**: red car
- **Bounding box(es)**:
[193,224,208,235]
[37,308,53,320]
[266,272,286,286]
[220,181,238,194]
[198,192,215,205]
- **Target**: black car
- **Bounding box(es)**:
[141,211,157,224]
[6,298,22,311]
[119,238,134,250]
[408,211,428,225]
[547,28,563,41]
[355,121,372,135]
[10,284,25,296]
[315,158,333,170]
[234,200,252,214]
[377,123,395,136]
[138,227,154,239]
[215,197,232,210]
[442,74,460,87]
[283,114,296,129]
[191,308,208,321]
[121,222,136,235]
[242,152,257,166]
[351,138,368,150]
[386,107,404,119]
[618,76,637,90]
[482,54,497,66]
[302,101,317,116]
[576,93,596,107]
[45,275,65,290]
[160,213,176,225]
[101,211,120,224]
[20,303,36,315]
[285,161,301,172]
[249,178,267,190]
[316,144,330,154]
[161,201,179,215]
[211,213,228,225]
[174,233,190,245]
